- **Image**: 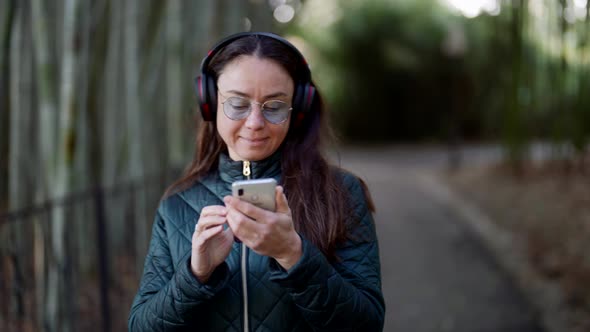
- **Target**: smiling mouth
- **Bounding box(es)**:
[241,137,269,144]
[242,136,267,142]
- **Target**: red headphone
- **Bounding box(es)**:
[195,32,316,126]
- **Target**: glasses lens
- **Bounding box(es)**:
[224,97,251,120]
[262,100,291,124]
[223,96,291,124]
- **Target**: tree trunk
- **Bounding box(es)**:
[210,0,227,42]
[46,0,78,330]
[8,1,24,325]
[503,0,528,172]
[103,0,123,188]
[586,0,590,147]
[0,0,16,213]
[73,0,90,192]
[31,0,57,203]
[124,0,148,273]
[139,2,167,176]
[31,0,59,328]
[247,0,273,32]
[166,0,183,167]
[102,0,127,252]
[0,1,16,325]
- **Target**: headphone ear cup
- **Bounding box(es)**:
[292,84,304,116]
[196,75,211,121]
[196,73,218,121]
[303,84,316,114]
[292,83,316,127]
[206,75,218,119]
[292,84,305,126]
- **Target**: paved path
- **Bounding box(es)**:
[336,145,543,332]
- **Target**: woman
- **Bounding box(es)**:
[128,32,385,331]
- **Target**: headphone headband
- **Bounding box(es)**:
[199,32,311,82]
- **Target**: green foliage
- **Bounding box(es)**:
[293,0,464,141]
[291,0,590,154]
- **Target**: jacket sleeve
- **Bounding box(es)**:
[268,175,385,331]
[128,209,230,332]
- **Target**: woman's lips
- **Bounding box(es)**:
[240,137,269,146]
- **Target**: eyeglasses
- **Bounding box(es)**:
[220,93,292,124]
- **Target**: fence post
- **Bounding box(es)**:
[94,187,111,332]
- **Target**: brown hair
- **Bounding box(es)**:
[165,35,374,260]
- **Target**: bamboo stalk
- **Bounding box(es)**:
[46,0,78,330]
[166,0,183,167]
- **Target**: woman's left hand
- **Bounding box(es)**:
[224,185,302,270]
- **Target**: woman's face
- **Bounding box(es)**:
[216,55,293,161]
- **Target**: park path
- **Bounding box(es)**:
[336,145,543,332]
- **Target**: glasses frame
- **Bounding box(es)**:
[219,92,293,124]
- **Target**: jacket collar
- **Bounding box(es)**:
[218,151,282,184]
[190,151,282,204]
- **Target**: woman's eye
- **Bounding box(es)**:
[229,98,250,110]
[232,104,249,111]
[263,101,285,111]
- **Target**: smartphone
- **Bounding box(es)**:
[232,178,277,212]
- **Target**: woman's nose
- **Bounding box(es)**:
[245,104,265,129]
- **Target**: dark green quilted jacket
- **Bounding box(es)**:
[128,153,385,331]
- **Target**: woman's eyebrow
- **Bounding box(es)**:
[225,90,288,99]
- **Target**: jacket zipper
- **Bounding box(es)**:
[241,160,251,332]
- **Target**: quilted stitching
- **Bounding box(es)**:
[128,157,385,331]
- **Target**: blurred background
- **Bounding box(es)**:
[1,0,589,331]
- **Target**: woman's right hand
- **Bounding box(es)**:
[191,205,234,283]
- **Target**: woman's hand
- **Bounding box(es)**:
[191,205,234,283]
[224,186,302,270]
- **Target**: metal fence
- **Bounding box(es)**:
[0,169,179,332]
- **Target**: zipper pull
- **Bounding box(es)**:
[243,160,251,179]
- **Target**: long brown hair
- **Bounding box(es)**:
[165,35,374,260]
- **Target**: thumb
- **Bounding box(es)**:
[275,186,290,214]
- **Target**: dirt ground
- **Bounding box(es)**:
[443,159,590,332]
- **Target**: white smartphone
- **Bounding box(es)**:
[232,178,277,212]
